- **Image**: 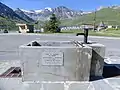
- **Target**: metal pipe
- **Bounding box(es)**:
[84,29,88,44]
[76,28,89,44]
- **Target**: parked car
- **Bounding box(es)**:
[18,31,21,33]
[56,27,61,33]
[34,29,41,33]
[0,30,2,33]
[3,30,8,33]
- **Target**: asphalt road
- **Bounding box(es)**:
[0,33,120,64]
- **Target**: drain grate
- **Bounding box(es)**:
[0,67,21,78]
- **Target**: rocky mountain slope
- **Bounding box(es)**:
[0,2,34,23]
[19,6,85,21]
[0,2,24,22]
[14,8,34,22]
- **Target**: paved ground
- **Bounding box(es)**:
[0,61,120,90]
[0,33,120,64]
[0,77,120,90]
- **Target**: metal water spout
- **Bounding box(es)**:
[76,28,89,44]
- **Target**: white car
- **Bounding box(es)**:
[34,29,41,33]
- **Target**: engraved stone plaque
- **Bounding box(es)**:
[42,51,63,66]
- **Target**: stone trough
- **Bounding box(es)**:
[19,40,93,81]
[19,40,105,82]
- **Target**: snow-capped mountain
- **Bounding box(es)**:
[44,7,52,12]
[16,6,84,21]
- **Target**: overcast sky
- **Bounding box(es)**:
[0,0,120,11]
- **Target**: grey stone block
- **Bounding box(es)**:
[19,41,92,81]
[67,82,94,90]
[92,79,114,90]
[0,78,64,90]
[42,82,64,90]
[104,78,120,90]
[87,43,105,76]
[23,82,64,90]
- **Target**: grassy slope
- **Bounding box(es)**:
[0,16,35,31]
[61,8,120,26]
[0,17,18,30]
[61,29,120,37]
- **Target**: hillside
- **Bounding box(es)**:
[0,2,26,22]
[15,8,34,22]
[0,2,35,30]
[61,7,120,26]
[0,17,18,30]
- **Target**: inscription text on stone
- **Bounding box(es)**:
[42,51,63,66]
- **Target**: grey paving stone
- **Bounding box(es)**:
[104,78,120,90]
[42,83,64,90]
[92,79,114,90]
[68,82,92,90]
[0,78,64,90]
